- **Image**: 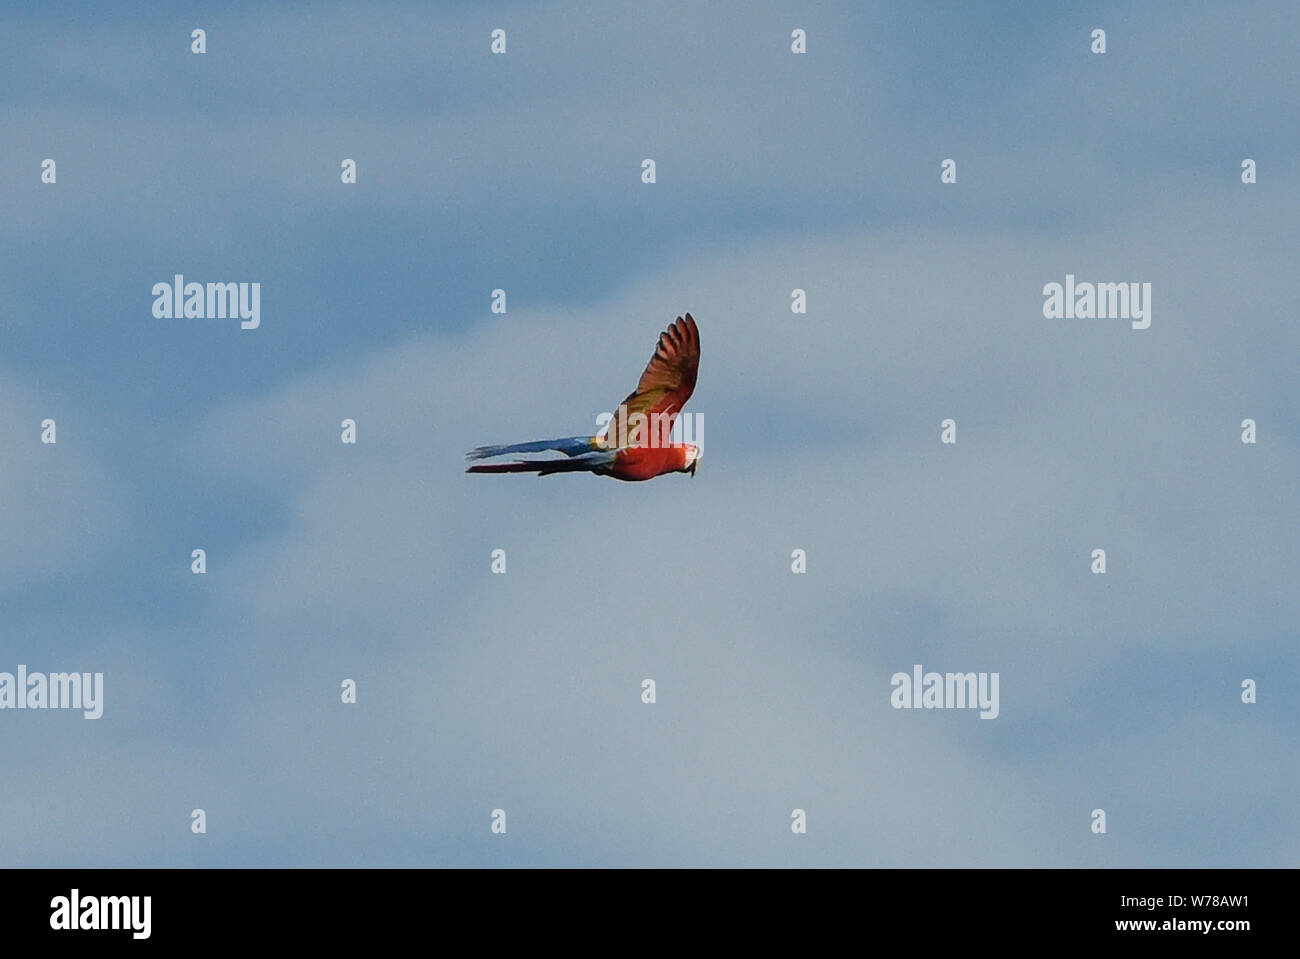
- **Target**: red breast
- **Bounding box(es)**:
[610,445,689,481]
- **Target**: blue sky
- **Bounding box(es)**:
[1,1,1297,866]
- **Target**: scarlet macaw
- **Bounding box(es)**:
[467,313,701,481]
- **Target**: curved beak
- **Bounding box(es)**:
[688,461,697,477]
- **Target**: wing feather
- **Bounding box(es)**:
[601,313,700,449]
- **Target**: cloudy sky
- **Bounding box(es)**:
[1,1,1296,866]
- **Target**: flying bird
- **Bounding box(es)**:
[467,313,701,481]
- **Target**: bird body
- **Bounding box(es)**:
[467,313,702,482]
[606,443,696,482]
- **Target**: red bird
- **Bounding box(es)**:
[467,313,701,482]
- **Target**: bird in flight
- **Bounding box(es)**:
[467,313,701,482]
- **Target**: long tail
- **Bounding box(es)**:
[466,436,596,461]
[466,450,616,476]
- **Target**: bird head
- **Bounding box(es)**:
[682,443,701,476]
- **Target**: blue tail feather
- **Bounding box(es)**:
[467,450,616,476]
[466,435,594,460]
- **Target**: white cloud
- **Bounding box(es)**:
[144,222,1300,864]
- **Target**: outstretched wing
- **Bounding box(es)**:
[602,313,700,449]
